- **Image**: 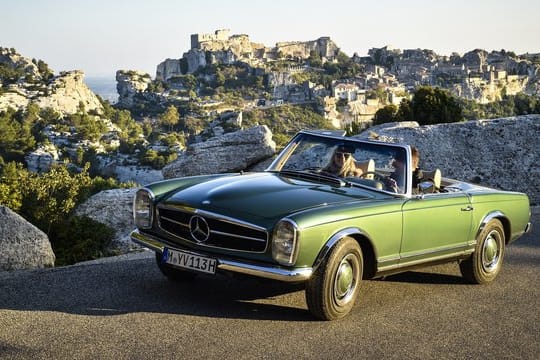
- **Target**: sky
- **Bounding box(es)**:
[2,0,539,79]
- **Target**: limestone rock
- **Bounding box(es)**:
[25,144,60,172]
[162,125,276,179]
[116,70,152,107]
[0,70,103,115]
[36,70,104,115]
[356,115,540,204]
[74,188,140,253]
[0,205,55,271]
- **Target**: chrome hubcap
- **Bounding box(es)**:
[482,230,501,272]
[334,254,358,305]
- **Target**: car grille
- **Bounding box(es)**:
[157,205,268,252]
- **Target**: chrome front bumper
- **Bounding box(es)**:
[130,229,312,282]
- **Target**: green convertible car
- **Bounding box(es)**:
[131,130,531,320]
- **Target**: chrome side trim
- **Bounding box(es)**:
[399,242,475,261]
[476,211,505,239]
[378,248,475,273]
[311,227,370,272]
[130,229,312,282]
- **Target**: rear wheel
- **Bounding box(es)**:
[460,219,505,284]
[155,252,197,282]
[305,237,363,320]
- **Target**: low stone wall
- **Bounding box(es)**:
[356,115,540,205]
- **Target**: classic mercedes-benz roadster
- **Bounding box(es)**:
[131,130,531,320]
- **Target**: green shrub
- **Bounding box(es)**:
[51,216,115,266]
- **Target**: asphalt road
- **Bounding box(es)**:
[1,210,538,360]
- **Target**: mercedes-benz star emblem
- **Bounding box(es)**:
[189,215,210,243]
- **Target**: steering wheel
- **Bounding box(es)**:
[359,171,387,182]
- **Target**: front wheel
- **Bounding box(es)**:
[459,219,505,284]
[305,237,363,320]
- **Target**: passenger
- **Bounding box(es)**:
[388,146,423,193]
[410,146,424,189]
[322,145,363,178]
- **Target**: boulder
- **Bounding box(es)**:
[356,115,540,205]
[162,125,276,179]
[0,206,55,271]
[74,188,140,253]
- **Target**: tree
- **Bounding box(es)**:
[308,50,322,68]
[410,86,463,125]
[373,105,398,125]
[396,98,414,121]
[160,105,180,131]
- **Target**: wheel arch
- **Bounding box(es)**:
[477,211,511,244]
[311,227,377,280]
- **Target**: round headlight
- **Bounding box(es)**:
[272,219,299,266]
[133,188,154,229]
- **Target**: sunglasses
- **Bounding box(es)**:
[335,151,352,159]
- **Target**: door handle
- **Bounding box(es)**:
[461,205,474,212]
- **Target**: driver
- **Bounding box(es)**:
[322,144,363,178]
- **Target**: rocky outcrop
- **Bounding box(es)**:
[36,71,103,114]
[0,47,41,78]
[162,125,276,178]
[0,206,55,271]
[0,70,103,115]
[74,188,140,252]
[25,144,60,172]
[115,70,152,107]
[356,115,540,204]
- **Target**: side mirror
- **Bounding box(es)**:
[418,181,435,194]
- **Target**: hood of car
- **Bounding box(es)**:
[161,172,377,222]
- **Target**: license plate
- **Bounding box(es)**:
[163,248,217,275]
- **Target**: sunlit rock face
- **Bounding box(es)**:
[162,125,276,179]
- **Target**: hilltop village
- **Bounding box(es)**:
[118,29,540,128]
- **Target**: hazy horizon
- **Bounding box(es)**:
[3,0,539,78]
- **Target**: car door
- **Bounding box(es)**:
[399,192,473,266]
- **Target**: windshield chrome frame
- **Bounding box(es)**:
[266,130,412,198]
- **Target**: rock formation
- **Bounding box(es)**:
[115,70,152,108]
[0,205,55,271]
[0,70,103,115]
[36,70,103,114]
[162,125,276,178]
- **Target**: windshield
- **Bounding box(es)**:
[267,132,410,195]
